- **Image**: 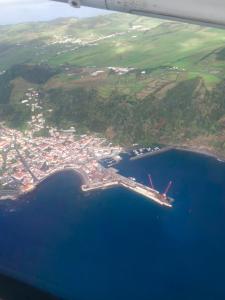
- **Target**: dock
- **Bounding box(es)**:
[82,171,173,208]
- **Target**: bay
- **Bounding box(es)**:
[0,149,224,299]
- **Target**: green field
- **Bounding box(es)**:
[1,14,225,155]
[1,14,225,84]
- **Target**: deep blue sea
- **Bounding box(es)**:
[0,149,225,300]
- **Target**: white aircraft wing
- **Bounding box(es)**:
[52,0,225,28]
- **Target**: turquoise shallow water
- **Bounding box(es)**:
[0,149,225,299]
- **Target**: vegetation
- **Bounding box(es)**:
[1,15,225,154]
[0,64,58,128]
[42,78,225,150]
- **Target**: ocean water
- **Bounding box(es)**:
[0,149,225,299]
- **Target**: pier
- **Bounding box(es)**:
[82,170,173,208]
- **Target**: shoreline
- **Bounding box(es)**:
[0,169,87,202]
[0,166,172,207]
[1,145,225,202]
[129,145,225,163]
[172,145,225,162]
[37,168,87,186]
[130,147,172,160]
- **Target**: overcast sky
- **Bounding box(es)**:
[0,0,109,25]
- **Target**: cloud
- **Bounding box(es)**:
[0,0,110,25]
[0,0,48,5]
[0,0,47,3]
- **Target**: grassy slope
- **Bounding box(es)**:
[46,22,225,88]
[1,14,225,83]
[1,15,225,155]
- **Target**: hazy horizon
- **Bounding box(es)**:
[0,0,110,25]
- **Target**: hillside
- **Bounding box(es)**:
[1,15,225,83]
[1,14,225,156]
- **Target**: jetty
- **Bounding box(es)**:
[82,169,173,208]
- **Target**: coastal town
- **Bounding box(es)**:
[0,87,122,198]
[0,123,172,207]
[0,122,124,197]
[0,88,172,207]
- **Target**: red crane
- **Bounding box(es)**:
[148,174,154,190]
[163,181,173,197]
[148,174,155,190]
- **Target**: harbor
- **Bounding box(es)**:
[82,167,173,208]
[0,124,174,207]
[130,146,172,160]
